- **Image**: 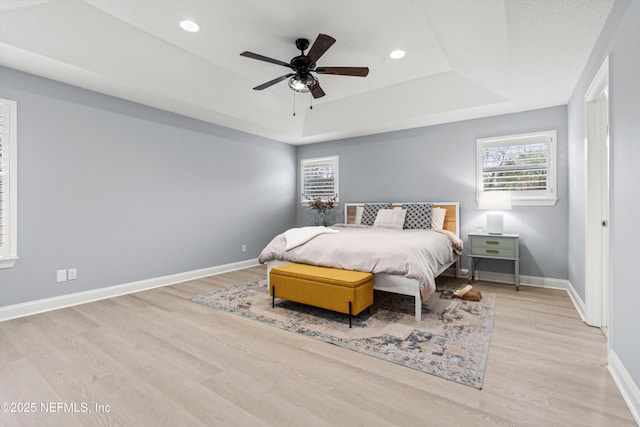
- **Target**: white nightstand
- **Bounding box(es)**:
[468,232,520,290]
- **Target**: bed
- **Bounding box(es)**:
[259,202,461,321]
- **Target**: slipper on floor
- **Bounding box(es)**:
[453,285,472,298]
[462,289,482,301]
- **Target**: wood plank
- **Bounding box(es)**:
[0,266,635,426]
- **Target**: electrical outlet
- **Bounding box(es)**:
[241,244,247,253]
[68,268,77,280]
[56,269,67,283]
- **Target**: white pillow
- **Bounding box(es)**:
[431,207,447,230]
[373,209,406,229]
[354,206,364,224]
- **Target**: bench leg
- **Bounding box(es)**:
[272,285,275,308]
[349,301,352,328]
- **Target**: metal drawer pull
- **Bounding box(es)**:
[486,249,500,254]
[486,241,500,245]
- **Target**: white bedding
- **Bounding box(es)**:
[283,226,339,250]
[259,224,460,302]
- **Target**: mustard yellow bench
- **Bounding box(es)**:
[269,263,374,328]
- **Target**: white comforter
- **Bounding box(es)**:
[283,226,339,250]
[259,225,461,301]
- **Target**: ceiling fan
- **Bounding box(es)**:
[240,33,369,99]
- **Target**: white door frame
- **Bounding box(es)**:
[584,56,611,332]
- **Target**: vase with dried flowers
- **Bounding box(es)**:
[303,194,338,226]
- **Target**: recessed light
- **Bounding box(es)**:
[389,49,406,59]
[180,20,200,32]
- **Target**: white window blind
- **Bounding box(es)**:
[0,98,18,268]
[301,156,339,202]
[477,131,557,206]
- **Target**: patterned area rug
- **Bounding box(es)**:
[191,278,495,388]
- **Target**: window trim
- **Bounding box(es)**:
[300,156,339,205]
[0,98,18,269]
[476,130,557,207]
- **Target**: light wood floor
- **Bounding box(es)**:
[0,265,636,426]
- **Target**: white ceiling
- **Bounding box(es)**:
[0,0,614,145]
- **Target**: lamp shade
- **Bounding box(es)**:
[478,192,512,210]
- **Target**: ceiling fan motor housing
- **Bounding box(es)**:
[291,55,316,72]
[290,43,317,89]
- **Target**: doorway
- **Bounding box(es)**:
[584,57,610,335]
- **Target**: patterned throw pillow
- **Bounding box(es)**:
[402,203,433,229]
[360,203,392,226]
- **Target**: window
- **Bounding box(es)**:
[300,156,339,203]
[477,130,557,206]
[0,98,18,268]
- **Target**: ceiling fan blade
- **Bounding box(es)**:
[253,74,294,90]
[315,67,369,77]
[306,34,336,63]
[310,83,326,99]
[240,51,294,69]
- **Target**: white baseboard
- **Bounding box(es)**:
[3,262,638,424]
[565,281,587,323]
[608,350,640,426]
[460,268,640,421]
[0,259,260,322]
[460,268,566,289]
[458,268,586,321]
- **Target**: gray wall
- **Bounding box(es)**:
[568,0,640,389]
[0,66,296,307]
[567,0,629,305]
[296,106,569,280]
[1,0,638,403]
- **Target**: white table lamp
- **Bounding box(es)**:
[478,192,512,234]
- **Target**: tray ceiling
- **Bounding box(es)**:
[0,0,614,144]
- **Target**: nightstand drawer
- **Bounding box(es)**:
[471,246,516,258]
[470,236,516,258]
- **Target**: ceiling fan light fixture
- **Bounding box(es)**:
[179,20,200,32]
[288,75,318,93]
[389,49,406,59]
